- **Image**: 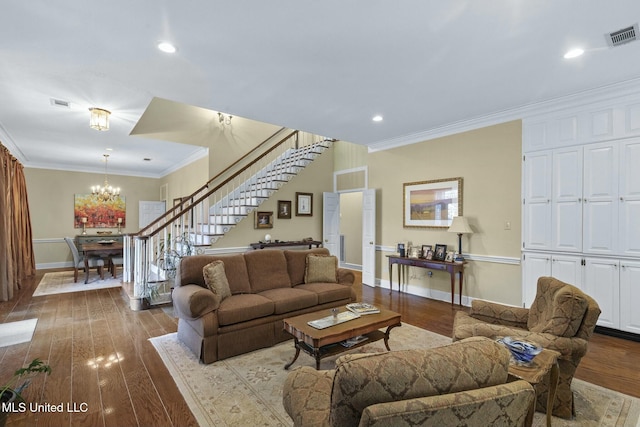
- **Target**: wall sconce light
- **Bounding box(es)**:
[218,112,233,126]
[89,108,111,131]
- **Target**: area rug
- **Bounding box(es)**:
[0,318,38,347]
[149,324,640,427]
[33,271,122,297]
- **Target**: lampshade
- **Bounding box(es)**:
[448,216,473,234]
[89,108,110,131]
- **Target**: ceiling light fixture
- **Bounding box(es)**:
[157,41,177,53]
[563,48,584,59]
[89,108,111,131]
[372,115,383,122]
[91,154,121,202]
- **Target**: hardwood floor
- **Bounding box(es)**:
[1,269,638,427]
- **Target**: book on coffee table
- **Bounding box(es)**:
[307,311,360,329]
[346,303,380,315]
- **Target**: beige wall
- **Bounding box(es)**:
[25,168,160,267]
[369,120,523,305]
[160,156,209,205]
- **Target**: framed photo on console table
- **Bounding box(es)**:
[403,177,463,228]
[434,244,447,261]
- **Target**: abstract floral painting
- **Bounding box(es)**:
[74,194,126,228]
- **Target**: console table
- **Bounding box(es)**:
[250,240,322,250]
[386,255,465,306]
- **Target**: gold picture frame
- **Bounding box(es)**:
[254,211,274,229]
[403,177,463,228]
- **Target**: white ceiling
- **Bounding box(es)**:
[1,1,640,177]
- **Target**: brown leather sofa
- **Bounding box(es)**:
[283,337,536,427]
[172,248,356,364]
[452,276,600,419]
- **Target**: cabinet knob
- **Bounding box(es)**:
[369,241,374,245]
[620,197,624,202]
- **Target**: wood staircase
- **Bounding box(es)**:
[123,129,332,309]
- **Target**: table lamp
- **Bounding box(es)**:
[448,216,473,261]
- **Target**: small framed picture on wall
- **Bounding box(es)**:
[277,200,292,219]
[295,192,313,216]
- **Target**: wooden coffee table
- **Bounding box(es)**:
[283,308,401,370]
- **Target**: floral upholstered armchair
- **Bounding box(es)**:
[453,276,600,419]
[283,337,535,427]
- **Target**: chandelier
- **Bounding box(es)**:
[89,107,110,131]
[91,154,120,202]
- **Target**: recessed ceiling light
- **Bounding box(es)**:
[157,41,177,53]
[105,148,113,151]
[372,115,383,122]
[564,48,584,59]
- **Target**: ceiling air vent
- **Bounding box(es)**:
[50,98,70,108]
[606,23,638,47]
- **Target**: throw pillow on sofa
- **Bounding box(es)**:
[203,260,232,300]
[304,254,338,283]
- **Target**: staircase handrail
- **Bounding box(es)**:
[135,127,295,237]
[136,129,299,239]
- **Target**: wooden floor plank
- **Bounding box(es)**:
[2,268,639,427]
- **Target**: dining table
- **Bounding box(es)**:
[81,241,124,284]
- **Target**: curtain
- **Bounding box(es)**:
[1,143,35,301]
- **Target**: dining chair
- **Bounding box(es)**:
[64,237,105,282]
[109,255,123,278]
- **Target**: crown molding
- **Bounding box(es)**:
[368,77,640,153]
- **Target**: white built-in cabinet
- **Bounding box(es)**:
[522,94,640,334]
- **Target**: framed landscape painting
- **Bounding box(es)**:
[403,177,462,228]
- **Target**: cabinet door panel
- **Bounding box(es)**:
[583,258,619,328]
[552,148,582,252]
[551,255,583,289]
[523,152,552,250]
[619,139,640,255]
[620,261,640,334]
[522,252,551,308]
[583,143,618,254]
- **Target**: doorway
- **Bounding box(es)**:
[339,192,363,269]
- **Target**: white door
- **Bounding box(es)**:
[583,257,619,328]
[361,189,376,287]
[322,192,340,257]
[139,201,166,229]
[523,151,552,250]
[619,138,640,256]
[583,142,618,255]
[550,254,583,289]
[620,260,640,334]
[551,147,583,252]
[521,252,551,307]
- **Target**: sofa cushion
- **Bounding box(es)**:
[217,294,275,326]
[244,250,291,292]
[529,285,588,337]
[294,282,353,304]
[284,248,331,285]
[258,288,318,314]
[305,254,338,283]
[175,254,251,295]
[203,261,232,300]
